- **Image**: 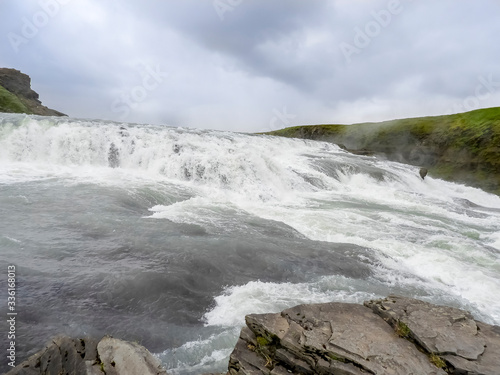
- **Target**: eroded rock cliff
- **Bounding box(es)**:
[0,68,66,116]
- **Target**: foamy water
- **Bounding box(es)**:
[1,113,499,374]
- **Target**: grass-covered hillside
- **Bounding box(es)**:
[0,68,66,116]
[265,107,500,195]
[0,84,30,113]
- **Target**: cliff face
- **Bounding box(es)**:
[0,68,66,116]
[265,107,500,195]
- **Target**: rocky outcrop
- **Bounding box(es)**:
[228,295,500,375]
[8,296,500,374]
[419,167,428,180]
[367,296,500,375]
[6,335,168,375]
[0,68,66,116]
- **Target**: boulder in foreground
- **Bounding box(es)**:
[6,335,167,375]
[229,295,500,375]
[7,296,500,374]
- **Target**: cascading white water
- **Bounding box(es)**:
[0,114,334,199]
[1,113,499,374]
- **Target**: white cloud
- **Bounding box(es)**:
[0,0,499,132]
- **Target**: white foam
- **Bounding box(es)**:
[487,232,500,251]
[156,328,239,375]
[203,278,379,327]
[2,113,500,326]
[3,236,21,243]
[234,200,500,324]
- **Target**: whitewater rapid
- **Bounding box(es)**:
[1,113,499,374]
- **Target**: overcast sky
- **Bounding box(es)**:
[1,0,499,132]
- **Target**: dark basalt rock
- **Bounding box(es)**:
[0,68,66,116]
[420,167,428,179]
[108,142,120,168]
[0,68,39,100]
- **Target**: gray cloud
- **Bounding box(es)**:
[1,0,499,131]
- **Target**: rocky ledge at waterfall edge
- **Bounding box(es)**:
[7,296,500,375]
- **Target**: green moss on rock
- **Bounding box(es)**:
[396,321,411,338]
[256,336,270,347]
[429,353,446,369]
[327,353,346,363]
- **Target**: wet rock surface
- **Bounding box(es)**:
[6,335,168,375]
[7,296,499,374]
[229,296,500,375]
[366,295,500,375]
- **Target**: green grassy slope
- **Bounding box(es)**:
[0,82,65,116]
[265,107,500,195]
[0,84,31,114]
